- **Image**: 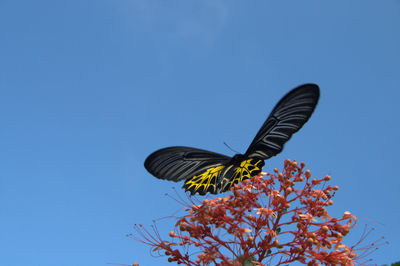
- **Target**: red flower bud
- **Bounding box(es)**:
[305,170,311,178]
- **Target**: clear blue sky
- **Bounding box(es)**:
[1,0,399,265]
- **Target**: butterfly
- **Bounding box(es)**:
[144,84,320,196]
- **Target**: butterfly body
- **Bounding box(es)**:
[144,84,320,195]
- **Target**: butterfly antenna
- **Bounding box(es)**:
[223,142,240,154]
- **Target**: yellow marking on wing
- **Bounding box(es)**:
[184,166,224,193]
[227,159,263,187]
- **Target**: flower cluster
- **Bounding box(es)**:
[130,160,380,265]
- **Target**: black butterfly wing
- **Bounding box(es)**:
[245,84,320,159]
[144,146,231,182]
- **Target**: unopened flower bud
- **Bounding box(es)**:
[274,168,279,173]
[179,222,187,231]
[343,211,352,219]
[321,226,329,232]
[324,175,331,181]
[292,161,298,168]
[305,170,311,178]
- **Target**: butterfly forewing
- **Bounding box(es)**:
[144,84,320,196]
[245,84,320,159]
[144,146,230,182]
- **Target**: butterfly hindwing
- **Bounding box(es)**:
[144,146,230,182]
[182,165,225,195]
[183,157,265,195]
[219,158,265,193]
[245,84,320,159]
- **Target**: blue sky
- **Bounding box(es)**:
[1,0,399,265]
